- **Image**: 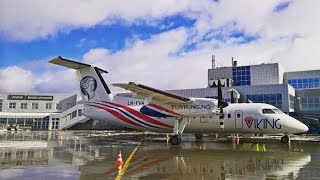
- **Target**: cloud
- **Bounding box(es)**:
[0,0,319,93]
[76,38,98,48]
[0,65,77,93]
[0,66,34,92]
[0,0,208,41]
[82,28,207,91]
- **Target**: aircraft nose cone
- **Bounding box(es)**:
[301,123,309,133]
[294,120,309,134]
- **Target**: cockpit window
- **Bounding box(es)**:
[272,108,283,114]
[262,109,275,114]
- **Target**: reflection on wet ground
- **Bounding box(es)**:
[0,131,319,180]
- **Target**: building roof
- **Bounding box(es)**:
[0,112,59,118]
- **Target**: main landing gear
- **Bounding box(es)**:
[281,135,290,143]
[195,133,203,140]
[170,135,181,145]
[170,118,188,145]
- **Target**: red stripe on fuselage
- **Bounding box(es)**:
[101,101,173,128]
[148,103,182,116]
[88,104,144,128]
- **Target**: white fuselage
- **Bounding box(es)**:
[82,97,308,135]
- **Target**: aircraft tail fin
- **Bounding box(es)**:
[49,56,112,102]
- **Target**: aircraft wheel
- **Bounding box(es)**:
[195,133,203,140]
[281,135,289,143]
[170,135,181,145]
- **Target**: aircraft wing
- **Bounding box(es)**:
[113,82,192,104]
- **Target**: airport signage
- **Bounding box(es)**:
[8,95,54,101]
[7,95,25,100]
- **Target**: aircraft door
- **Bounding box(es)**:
[235,110,243,129]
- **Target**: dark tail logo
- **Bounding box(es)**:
[80,76,97,101]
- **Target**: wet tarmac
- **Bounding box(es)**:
[0,131,319,180]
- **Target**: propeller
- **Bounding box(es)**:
[230,90,234,103]
[217,79,228,130]
[217,79,228,109]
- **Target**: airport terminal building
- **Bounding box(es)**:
[0,93,118,131]
[0,93,78,130]
[168,61,320,133]
[0,60,319,133]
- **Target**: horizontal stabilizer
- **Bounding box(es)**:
[49,56,108,74]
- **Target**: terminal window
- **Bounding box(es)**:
[72,110,77,118]
[27,151,34,158]
[16,151,23,159]
[246,93,282,109]
[67,103,73,108]
[32,103,39,109]
[301,96,320,111]
[56,103,62,110]
[4,152,12,160]
[45,103,52,109]
[232,66,251,86]
[9,102,16,109]
[288,78,320,89]
[20,102,28,109]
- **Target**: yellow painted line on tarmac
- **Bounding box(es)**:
[115,142,141,180]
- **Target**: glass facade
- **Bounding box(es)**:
[246,93,283,109]
[288,78,320,89]
[301,96,320,111]
[232,66,251,86]
[289,95,295,110]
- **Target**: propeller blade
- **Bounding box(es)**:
[230,90,234,103]
[218,79,222,107]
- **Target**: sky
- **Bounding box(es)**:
[0,0,319,94]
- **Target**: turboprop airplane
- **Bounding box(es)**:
[49,56,308,145]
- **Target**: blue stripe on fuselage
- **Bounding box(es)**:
[93,102,162,129]
[140,106,173,118]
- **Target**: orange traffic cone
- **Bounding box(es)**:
[117,164,122,174]
[115,150,124,166]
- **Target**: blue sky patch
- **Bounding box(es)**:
[0,15,195,67]
[273,1,291,12]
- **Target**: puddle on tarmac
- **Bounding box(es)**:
[0,131,319,180]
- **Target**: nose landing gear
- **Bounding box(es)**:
[170,118,188,145]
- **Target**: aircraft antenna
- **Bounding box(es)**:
[212,55,216,69]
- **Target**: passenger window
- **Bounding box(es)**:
[237,113,241,118]
[262,109,275,114]
[228,114,231,118]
